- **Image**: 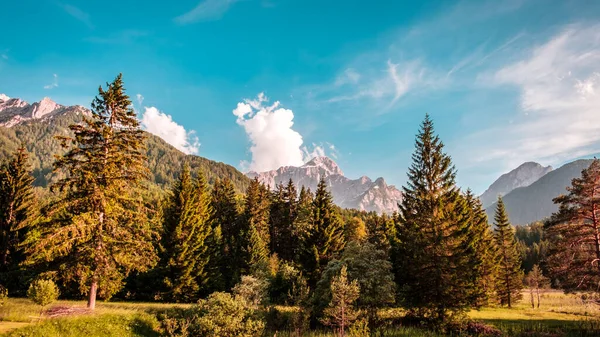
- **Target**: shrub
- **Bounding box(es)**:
[268,262,306,305]
[233,275,268,308]
[27,279,59,315]
[0,284,7,306]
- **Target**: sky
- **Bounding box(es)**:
[1,0,600,193]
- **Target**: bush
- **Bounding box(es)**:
[27,279,59,314]
[0,284,7,306]
[158,292,264,337]
[268,262,306,305]
[233,275,268,308]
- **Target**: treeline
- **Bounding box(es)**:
[1,75,600,334]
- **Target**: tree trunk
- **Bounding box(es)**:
[536,286,541,308]
[529,287,534,309]
[88,281,98,309]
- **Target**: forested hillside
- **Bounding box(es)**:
[0,109,250,192]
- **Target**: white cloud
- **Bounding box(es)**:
[136,94,144,106]
[1,54,7,60]
[469,24,600,169]
[174,0,239,24]
[141,107,200,155]
[234,93,334,172]
[44,74,58,89]
[59,3,94,29]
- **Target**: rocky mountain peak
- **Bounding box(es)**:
[302,156,344,176]
[0,95,72,127]
[0,93,10,101]
[248,156,402,214]
[480,161,553,208]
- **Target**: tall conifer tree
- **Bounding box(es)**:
[210,178,241,289]
[493,196,523,307]
[465,190,499,306]
[240,178,271,274]
[26,74,157,309]
[0,147,34,270]
[392,115,482,322]
[301,178,345,287]
[160,164,214,302]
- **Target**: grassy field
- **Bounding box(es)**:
[1,290,599,336]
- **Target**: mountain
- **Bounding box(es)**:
[247,156,402,214]
[485,159,593,225]
[0,94,250,192]
[479,162,553,208]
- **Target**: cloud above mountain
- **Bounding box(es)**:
[233,93,334,172]
[141,107,200,155]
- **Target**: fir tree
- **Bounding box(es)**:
[465,189,499,306]
[391,115,482,322]
[546,159,600,292]
[320,265,361,337]
[25,74,157,309]
[301,178,345,288]
[161,164,214,302]
[493,196,523,308]
[0,147,34,270]
[269,179,299,262]
[211,178,241,289]
[240,178,271,274]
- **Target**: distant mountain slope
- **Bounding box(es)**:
[480,162,552,208]
[0,95,250,192]
[485,159,592,225]
[248,156,402,214]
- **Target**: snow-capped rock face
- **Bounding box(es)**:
[0,95,87,127]
[248,156,402,214]
[479,162,553,208]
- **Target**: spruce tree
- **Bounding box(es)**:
[270,179,299,262]
[320,265,361,337]
[26,74,157,309]
[210,178,241,289]
[465,189,499,306]
[0,147,34,270]
[301,178,345,287]
[240,178,271,274]
[493,196,523,308]
[161,164,214,302]
[546,159,600,292]
[391,115,482,322]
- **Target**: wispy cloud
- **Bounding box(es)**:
[466,24,600,170]
[58,3,94,29]
[44,74,59,89]
[84,30,148,44]
[174,0,239,24]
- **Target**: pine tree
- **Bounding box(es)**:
[25,74,157,309]
[161,164,214,302]
[301,178,345,288]
[269,179,299,262]
[546,159,600,292]
[240,178,271,274]
[465,189,499,307]
[391,115,482,322]
[320,265,361,337]
[0,147,34,270]
[493,196,523,308]
[211,178,241,289]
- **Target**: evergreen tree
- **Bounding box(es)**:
[546,159,600,292]
[493,196,523,308]
[269,179,299,262]
[240,178,271,274]
[25,75,157,309]
[301,178,345,288]
[161,164,215,302]
[211,178,241,289]
[465,189,499,306]
[366,213,392,255]
[320,265,361,337]
[0,147,34,270]
[391,115,482,322]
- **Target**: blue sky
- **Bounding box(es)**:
[2,0,600,193]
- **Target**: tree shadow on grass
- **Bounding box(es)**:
[482,318,600,337]
[131,317,161,337]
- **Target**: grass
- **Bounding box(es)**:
[0,290,598,336]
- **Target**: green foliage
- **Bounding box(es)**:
[269,179,300,262]
[301,178,345,287]
[27,279,59,310]
[392,115,484,322]
[546,159,600,292]
[320,266,361,336]
[515,222,549,273]
[160,164,217,302]
[0,284,7,306]
[25,75,158,307]
[268,260,307,305]
[344,217,367,243]
[233,275,269,308]
[314,241,395,326]
[240,178,271,274]
[0,147,34,270]
[493,197,524,308]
